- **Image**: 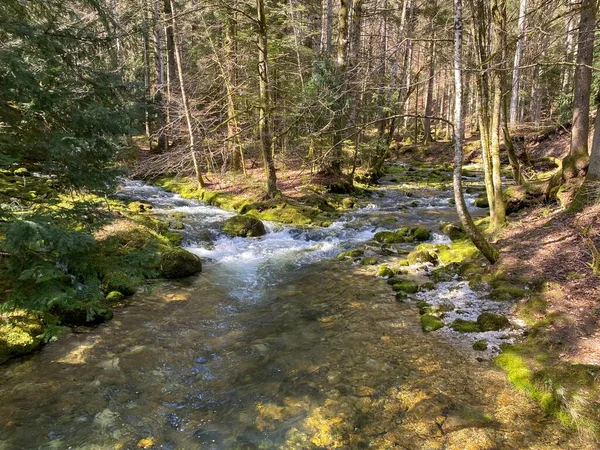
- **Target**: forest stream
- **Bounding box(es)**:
[0,169,586,450]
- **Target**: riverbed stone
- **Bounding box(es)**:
[450,319,481,333]
[377,265,395,278]
[222,215,266,237]
[412,227,431,241]
[421,314,444,332]
[392,280,419,294]
[440,222,465,241]
[407,248,439,265]
[105,291,125,303]
[477,312,510,331]
[159,248,203,279]
[473,340,488,351]
[374,231,404,244]
[474,193,489,208]
[337,249,364,260]
[361,257,378,266]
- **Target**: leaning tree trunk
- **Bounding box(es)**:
[453,0,499,264]
[257,0,278,197]
[563,0,597,181]
[169,0,205,188]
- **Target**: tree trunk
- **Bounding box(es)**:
[453,0,498,264]
[153,0,167,152]
[163,0,177,144]
[509,0,527,127]
[586,89,600,180]
[563,0,597,181]
[141,0,152,142]
[169,0,205,188]
[257,0,279,197]
[423,37,436,144]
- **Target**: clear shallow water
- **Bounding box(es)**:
[0,175,586,449]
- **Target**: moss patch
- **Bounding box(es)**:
[421,314,444,332]
[0,316,44,363]
[450,319,481,333]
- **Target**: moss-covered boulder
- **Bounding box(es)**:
[440,222,464,241]
[106,291,125,303]
[337,249,364,260]
[159,248,203,279]
[342,197,356,209]
[222,215,266,237]
[407,248,439,265]
[421,314,444,332]
[473,340,488,351]
[0,316,44,363]
[489,281,526,301]
[374,231,405,244]
[392,280,419,294]
[360,257,378,266]
[474,193,489,208]
[477,312,510,331]
[450,319,481,333]
[51,305,113,326]
[377,265,395,278]
[170,221,185,230]
[419,281,435,291]
[412,227,431,241]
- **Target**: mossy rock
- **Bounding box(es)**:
[412,227,431,241]
[407,248,439,265]
[170,221,185,230]
[437,240,480,264]
[51,305,114,327]
[431,263,461,283]
[377,265,395,278]
[474,193,489,208]
[392,280,419,294]
[421,314,444,332]
[374,231,405,244]
[337,249,364,260]
[417,300,432,315]
[477,312,510,331]
[419,282,435,291]
[162,231,183,246]
[440,222,465,241]
[106,291,125,303]
[450,319,481,333]
[159,248,202,279]
[489,281,526,301]
[0,316,44,363]
[13,167,30,176]
[168,212,186,220]
[473,340,488,351]
[342,197,356,209]
[361,257,378,266]
[222,215,266,237]
[395,292,408,302]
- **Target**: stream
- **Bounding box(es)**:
[0,168,585,449]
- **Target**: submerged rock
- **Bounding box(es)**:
[51,305,113,326]
[222,215,266,237]
[337,249,364,260]
[392,280,419,294]
[374,231,404,244]
[159,248,203,279]
[473,340,488,351]
[360,257,378,266]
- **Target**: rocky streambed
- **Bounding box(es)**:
[0,165,590,449]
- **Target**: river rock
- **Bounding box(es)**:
[51,305,113,326]
[222,215,266,237]
[474,193,489,208]
[374,231,404,244]
[476,312,510,331]
[159,248,202,278]
[0,316,44,363]
[440,222,464,241]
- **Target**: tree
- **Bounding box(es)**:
[563,0,597,181]
[452,0,499,264]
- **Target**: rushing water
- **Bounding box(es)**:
[0,172,588,449]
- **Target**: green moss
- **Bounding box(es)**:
[517,295,548,326]
[159,248,202,279]
[450,319,481,333]
[360,257,378,266]
[489,281,527,301]
[431,263,461,283]
[161,231,183,246]
[416,300,432,315]
[473,340,488,351]
[406,247,439,265]
[392,280,419,294]
[376,265,395,278]
[222,215,266,237]
[0,316,44,363]
[474,193,489,208]
[421,314,444,332]
[412,227,431,241]
[170,221,185,230]
[337,249,364,260]
[374,231,404,244]
[440,222,464,240]
[437,239,480,264]
[106,291,124,303]
[477,312,509,331]
[419,282,435,291]
[103,271,139,296]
